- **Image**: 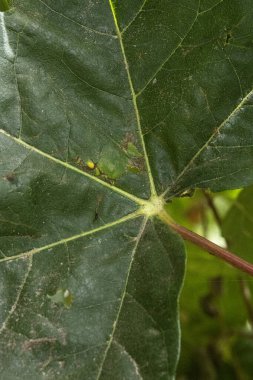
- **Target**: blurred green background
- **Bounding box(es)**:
[167,187,253,380]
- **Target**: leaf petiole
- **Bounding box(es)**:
[159,210,253,277]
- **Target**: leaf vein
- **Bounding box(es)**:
[113,339,143,379]
[0,256,33,334]
[37,0,116,38]
[198,0,224,15]
[61,58,131,100]
[96,217,148,379]
[109,0,157,197]
[164,87,253,195]
[0,128,144,205]
[0,212,142,264]
[121,0,148,35]
[136,0,200,97]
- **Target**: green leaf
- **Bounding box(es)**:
[171,191,253,379]
[0,0,10,12]
[1,1,253,379]
[222,186,253,262]
[178,242,252,378]
[221,187,253,378]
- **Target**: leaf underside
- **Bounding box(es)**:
[0,0,253,379]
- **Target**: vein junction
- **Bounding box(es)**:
[0,128,167,264]
[0,194,167,264]
[0,2,172,265]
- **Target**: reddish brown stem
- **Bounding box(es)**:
[158,211,253,277]
[170,221,253,276]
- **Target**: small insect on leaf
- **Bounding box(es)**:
[86,160,95,170]
[127,164,141,174]
[4,172,17,184]
[94,167,101,176]
[48,288,73,309]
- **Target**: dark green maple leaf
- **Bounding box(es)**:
[0,1,253,378]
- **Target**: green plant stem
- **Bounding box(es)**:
[159,211,253,277]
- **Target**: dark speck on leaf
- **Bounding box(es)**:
[4,173,17,184]
[226,32,232,44]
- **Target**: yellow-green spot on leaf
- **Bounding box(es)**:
[48,289,73,309]
[86,160,95,170]
[126,142,142,158]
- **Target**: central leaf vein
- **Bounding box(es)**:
[109,0,157,198]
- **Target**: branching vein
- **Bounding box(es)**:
[136,0,200,97]
[0,129,144,205]
[0,256,33,334]
[96,217,148,379]
[0,211,142,264]
[37,0,116,38]
[163,87,253,195]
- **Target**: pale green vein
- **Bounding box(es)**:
[164,87,253,196]
[61,58,130,101]
[220,43,243,99]
[113,340,143,379]
[0,256,33,334]
[0,217,34,230]
[37,0,116,38]
[136,0,200,97]
[13,32,22,138]
[121,0,148,35]
[199,0,224,15]
[96,216,148,380]
[0,211,142,264]
[109,0,157,198]
[0,129,145,205]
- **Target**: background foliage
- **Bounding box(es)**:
[171,188,253,380]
